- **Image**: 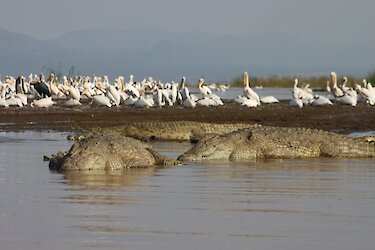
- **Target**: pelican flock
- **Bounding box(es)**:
[0,71,373,110]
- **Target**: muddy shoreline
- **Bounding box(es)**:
[0,101,374,134]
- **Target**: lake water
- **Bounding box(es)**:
[189,87,328,101]
[0,131,374,250]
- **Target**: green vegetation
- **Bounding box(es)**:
[366,69,375,84]
[42,62,80,82]
[228,74,362,89]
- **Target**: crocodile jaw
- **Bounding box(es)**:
[177,147,233,162]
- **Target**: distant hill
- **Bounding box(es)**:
[0,28,80,77]
[0,28,374,81]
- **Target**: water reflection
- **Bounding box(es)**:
[52,167,171,206]
[55,168,159,188]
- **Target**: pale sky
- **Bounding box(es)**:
[1,0,375,47]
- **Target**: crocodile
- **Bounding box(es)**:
[48,134,180,171]
[70,121,256,142]
[178,126,375,161]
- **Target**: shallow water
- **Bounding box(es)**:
[189,87,327,101]
[0,131,374,250]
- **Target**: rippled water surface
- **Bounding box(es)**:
[0,131,374,250]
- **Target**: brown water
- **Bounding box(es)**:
[0,131,374,250]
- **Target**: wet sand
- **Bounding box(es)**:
[0,101,374,133]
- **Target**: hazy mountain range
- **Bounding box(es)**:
[0,27,374,81]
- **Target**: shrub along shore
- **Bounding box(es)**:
[227,70,375,89]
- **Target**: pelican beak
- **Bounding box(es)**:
[330,72,337,85]
[243,72,249,86]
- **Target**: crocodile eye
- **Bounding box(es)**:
[247,131,253,140]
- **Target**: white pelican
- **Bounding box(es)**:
[293,79,303,99]
[293,78,313,104]
[233,95,248,104]
[133,96,154,108]
[243,72,260,105]
[91,95,112,107]
[325,80,335,99]
[208,83,218,90]
[197,78,223,105]
[106,85,121,106]
[31,97,54,108]
[210,94,224,105]
[341,76,350,92]
[82,85,96,99]
[15,76,28,94]
[335,88,358,106]
[363,79,368,88]
[260,96,279,104]
[154,87,165,107]
[102,75,110,89]
[326,80,332,94]
[6,95,23,107]
[196,96,217,107]
[123,96,139,106]
[241,98,259,107]
[163,82,171,90]
[27,73,34,85]
[310,95,333,106]
[209,83,229,92]
[94,80,106,95]
[356,84,375,105]
[49,83,64,97]
[289,98,303,108]
[124,75,140,98]
[302,83,313,94]
[161,87,173,106]
[0,83,10,98]
[0,97,9,107]
[62,76,69,85]
[171,81,179,104]
[218,84,229,92]
[190,94,199,102]
[330,72,344,97]
[15,93,28,106]
[179,76,190,101]
[118,91,129,104]
[5,76,16,92]
[182,95,196,108]
[197,78,212,97]
[68,85,81,101]
[64,99,82,106]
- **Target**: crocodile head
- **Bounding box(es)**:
[51,134,180,170]
[178,129,252,162]
[61,151,108,170]
[58,137,121,171]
